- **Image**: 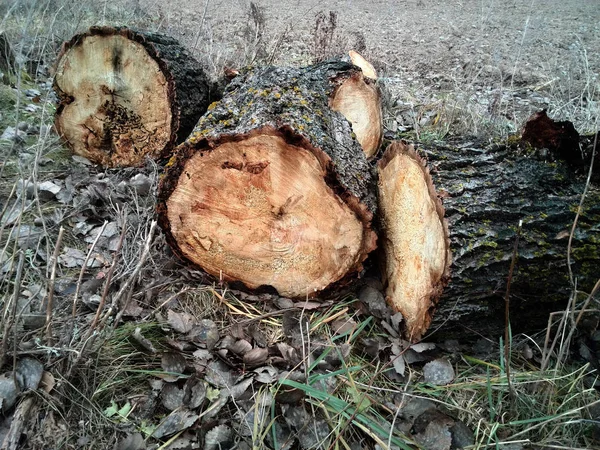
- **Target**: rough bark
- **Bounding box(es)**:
[423,138,600,337]
[158,61,379,298]
[0,32,15,85]
[54,26,211,167]
[377,142,451,342]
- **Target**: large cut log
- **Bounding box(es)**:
[423,137,600,338]
[377,142,451,342]
[157,61,379,298]
[54,26,211,167]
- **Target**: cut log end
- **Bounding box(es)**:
[55,32,173,167]
[378,141,451,342]
[330,52,382,158]
[54,27,210,168]
[348,50,377,80]
[161,129,377,298]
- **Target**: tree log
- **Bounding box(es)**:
[157,61,380,298]
[423,139,600,338]
[54,26,211,167]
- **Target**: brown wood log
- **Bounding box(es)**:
[53,26,211,167]
[157,61,380,298]
[377,142,451,342]
[422,137,600,338]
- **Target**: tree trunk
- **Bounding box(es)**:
[423,138,600,338]
[54,26,211,167]
[157,61,380,298]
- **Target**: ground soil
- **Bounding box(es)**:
[139,0,600,135]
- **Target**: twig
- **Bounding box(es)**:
[2,396,36,450]
[68,221,108,345]
[192,0,211,52]
[566,133,597,288]
[85,213,127,340]
[0,251,25,372]
[111,220,157,329]
[72,221,108,319]
[504,219,522,399]
[45,226,65,342]
[555,129,597,368]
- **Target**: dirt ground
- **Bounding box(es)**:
[138,0,600,135]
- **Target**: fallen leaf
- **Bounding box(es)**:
[161,352,186,381]
[184,377,206,409]
[114,432,144,450]
[167,310,196,334]
[188,320,219,350]
[161,383,185,411]
[254,366,278,384]
[205,360,235,389]
[228,378,253,400]
[204,425,233,450]
[228,339,252,356]
[152,408,199,439]
[132,327,157,353]
[40,371,55,393]
[243,348,268,367]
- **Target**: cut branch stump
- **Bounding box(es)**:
[377,141,451,341]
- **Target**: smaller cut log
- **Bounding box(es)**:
[377,141,451,342]
[330,51,383,158]
[53,26,211,167]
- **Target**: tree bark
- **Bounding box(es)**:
[423,138,600,338]
[157,61,380,298]
[54,26,211,167]
[0,32,15,85]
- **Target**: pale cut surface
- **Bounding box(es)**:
[349,50,377,80]
[378,142,450,341]
[55,34,171,167]
[330,72,383,158]
[166,134,366,298]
